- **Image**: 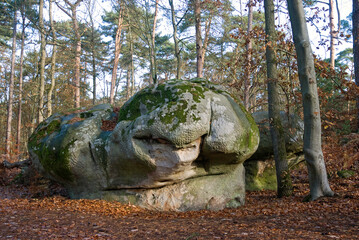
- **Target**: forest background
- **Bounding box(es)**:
[0,0,357,169]
[0,0,358,238]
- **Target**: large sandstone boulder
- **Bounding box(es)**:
[28,79,259,211]
[244,111,304,191]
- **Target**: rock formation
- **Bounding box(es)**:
[28,79,259,211]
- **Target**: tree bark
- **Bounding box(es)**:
[5,9,17,160]
[129,23,135,96]
[150,0,159,84]
[194,0,203,78]
[72,3,81,109]
[286,0,334,200]
[57,0,83,109]
[169,0,181,79]
[17,8,26,154]
[126,67,131,100]
[201,15,212,70]
[328,0,340,69]
[86,0,97,105]
[110,0,124,105]
[47,0,57,117]
[354,0,359,130]
[38,0,46,123]
[243,0,253,110]
[265,0,293,197]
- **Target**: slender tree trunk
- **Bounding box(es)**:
[129,25,135,96]
[169,0,181,79]
[194,0,203,78]
[287,0,334,200]
[5,10,17,160]
[329,0,335,69]
[354,0,359,130]
[86,0,97,105]
[265,0,293,197]
[47,0,57,117]
[38,0,46,123]
[56,0,82,108]
[73,8,81,108]
[201,16,212,70]
[91,33,96,105]
[17,10,26,154]
[329,0,341,69]
[243,0,253,110]
[151,0,159,84]
[110,4,123,105]
[110,1,124,105]
[126,67,131,100]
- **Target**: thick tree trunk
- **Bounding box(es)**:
[17,10,26,154]
[47,0,57,117]
[110,1,124,105]
[5,10,17,160]
[264,0,293,197]
[354,0,359,130]
[243,0,253,110]
[194,0,203,78]
[287,0,334,200]
[169,0,181,79]
[38,0,46,123]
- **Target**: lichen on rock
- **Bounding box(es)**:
[28,79,260,211]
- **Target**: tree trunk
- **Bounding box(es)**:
[38,0,46,123]
[194,0,203,78]
[86,0,97,105]
[265,0,293,197]
[201,15,212,70]
[243,0,253,110]
[73,7,81,108]
[151,0,159,84]
[129,24,135,96]
[354,0,359,130]
[169,0,181,79]
[47,0,57,118]
[287,0,334,200]
[126,67,131,100]
[5,10,17,160]
[91,32,96,105]
[110,1,124,105]
[17,9,26,154]
[56,0,83,108]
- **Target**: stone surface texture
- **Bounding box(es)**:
[244,111,304,191]
[28,79,259,211]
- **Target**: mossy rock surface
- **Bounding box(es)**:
[249,111,304,160]
[337,170,355,178]
[28,79,259,211]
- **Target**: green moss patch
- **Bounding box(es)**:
[28,119,61,147]
[117,80,211,130]
[37,139,75,182]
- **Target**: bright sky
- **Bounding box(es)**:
[51,0,353,60]
[49,0,354,94]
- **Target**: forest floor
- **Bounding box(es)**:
[0,135,358,239]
